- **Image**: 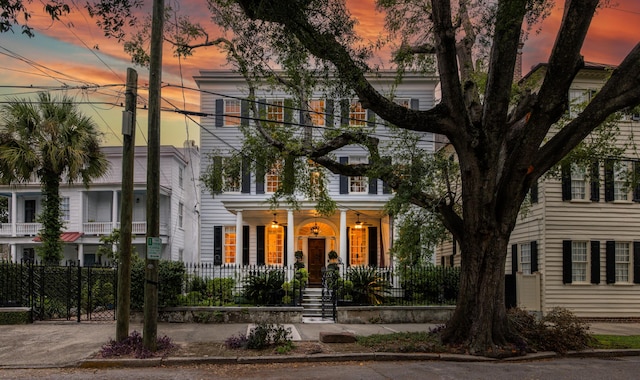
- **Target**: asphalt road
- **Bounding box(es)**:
[1,357,639,380]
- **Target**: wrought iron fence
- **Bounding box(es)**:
[0,261,117,322]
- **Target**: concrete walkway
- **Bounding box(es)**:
[0,320,638,369]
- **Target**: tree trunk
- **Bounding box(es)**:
[38,173,63,265]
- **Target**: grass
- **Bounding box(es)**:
[591,335,640,349]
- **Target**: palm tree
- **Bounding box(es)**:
[0,92,109,264]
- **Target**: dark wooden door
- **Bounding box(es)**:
[308,239,326,286]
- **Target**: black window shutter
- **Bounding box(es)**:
[449,255,454,267]
[562,240,572,284]
[591,241,600,284]
[634,242,640,284]
[214,226,223,265]
[241,99,249,127]
[299,104,305,127]
[241,157,251,194]
[531,241,538,273]
[368,177,377,194]
[283,155,295,195]
[561,163,571,201]
[340,99,349,126]
[530,181,538,203]
[256,226,265,265]
[511,244,518,275]
[366,109,375,127]
[633,162,640,202]
[382,156,392,194]
[284,98,293,125]
[283,228,288,266]
[604,160,614,202]
[339,156,349,194]
[215,99,224,127]
[326,99,334,128]
[212,156,223,194]
[590,160,600,202]
[606,240,616,284]
[256,159,265,194]
[346,227,350,267]
[453,239,457,255]
[242,226,250,265]
[257,99,266,120]
[368,227,378,267]
[440,256,445,266]
[410,98,419,110]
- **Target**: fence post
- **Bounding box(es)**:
[76,263,81,323]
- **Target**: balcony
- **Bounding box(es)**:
[83,222,169,236]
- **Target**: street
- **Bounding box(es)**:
[1,357,638,380]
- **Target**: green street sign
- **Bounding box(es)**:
[146,237,162,260]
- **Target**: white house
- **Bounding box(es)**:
[0,143,200,265]
[437,63,640,318]
[194,70,438,285]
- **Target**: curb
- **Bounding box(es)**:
[74,349,640,368]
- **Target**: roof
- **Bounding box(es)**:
[33,232,83,243]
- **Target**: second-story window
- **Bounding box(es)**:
[224,99,242,126]
[614,161,629,201]
[60,197,70,222]
[266,160,282,193]
[178,202,184,228]
[349,100,366,127]
[178,167,184,189]
[267,99,285,123]
[349,156,368,193]
[309,99,325,126]
[571,164,586,200]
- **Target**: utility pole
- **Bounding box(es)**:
[143,0,164,351]
[116,68,137,342]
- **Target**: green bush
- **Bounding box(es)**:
[346,266,391,305]
[242,269,284,305]
[130,259,185,310]
[400,266,460,305]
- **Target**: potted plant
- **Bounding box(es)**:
[294,250,305,269]
[328,250,338,262]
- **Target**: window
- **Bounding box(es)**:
[266,225,284,265]
[224,99,242,126]
[178,167,184,189]
[222,157,241,193]
[60,197,70,222]
[309,99,325,126]
[520,243,531,275]
[350,227,367,266]
[224,226,236,264]
[267,99,285,123]
[266,161,282,193]
[396,98,411,108]
[349,156,368,193]
[614,162,629,201]
[178,202,184,228]
[349,100,366,127]
[572,241,588,282]
[615,242,630,283]
[569,89,597,118]
[571,164,587,200]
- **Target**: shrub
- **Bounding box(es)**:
[242,269,285,305]
[225,334,249,349]
[100,331,176,359]
[346,266,391,305]
[245,322,293,350]
[130,259,186,310]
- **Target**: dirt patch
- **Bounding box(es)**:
[174,341,377,358]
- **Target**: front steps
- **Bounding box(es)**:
[301,287,334,323]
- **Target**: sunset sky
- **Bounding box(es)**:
[0,0,638,148]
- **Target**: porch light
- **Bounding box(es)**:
[271,213,279,228]
[354,213,363,229]
[310,221,320,236]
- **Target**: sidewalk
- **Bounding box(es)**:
[0,320,638,369]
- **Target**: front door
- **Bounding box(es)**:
[308,238,325,286]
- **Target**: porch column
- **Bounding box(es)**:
[339,209,347,266]
[11,191,16,236]
[79,191,84,233]
[112,190,118,230]
[10,244,16,262]
[236,210,243,266]
[287,209,294,267]
[77,244,84,267]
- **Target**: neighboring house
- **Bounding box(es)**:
[0,143,200,265]
[194,70,437,285]
[437,63,640,318]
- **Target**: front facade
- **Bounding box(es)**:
[0,144,200,265]
[195,71,437,285]
[437,64,640,318]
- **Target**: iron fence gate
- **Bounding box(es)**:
[0,261,117,322]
